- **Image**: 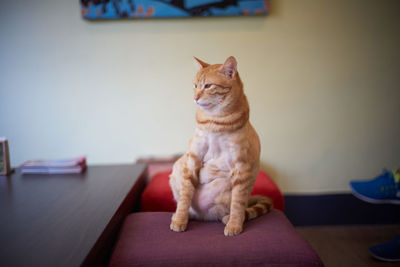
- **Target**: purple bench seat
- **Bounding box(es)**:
[109,210,323,266]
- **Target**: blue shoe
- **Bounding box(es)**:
[369,235,400,262]
[349,169,400,204]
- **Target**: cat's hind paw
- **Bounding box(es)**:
[224,223,243,236]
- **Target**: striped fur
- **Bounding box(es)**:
[222,195,273,224]
[169,56,273,236]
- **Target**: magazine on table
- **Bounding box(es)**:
[20,156,86,174]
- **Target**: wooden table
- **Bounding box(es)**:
[0,164,147,267]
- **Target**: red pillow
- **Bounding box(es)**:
[140,170,284,212]
[251,170,285,211]
[140,171,176,212]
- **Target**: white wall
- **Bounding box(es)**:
[1,0,399,193]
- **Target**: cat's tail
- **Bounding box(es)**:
[222,195,273,224]
[245,195,273,221]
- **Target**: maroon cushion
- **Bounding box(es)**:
[141,170,285,212]
[109,210,323,267]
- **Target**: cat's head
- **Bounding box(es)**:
[193,56,243,114]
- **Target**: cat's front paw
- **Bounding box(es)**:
[224,223,243,236]
[170,214,188,232]
[170,220,188,232]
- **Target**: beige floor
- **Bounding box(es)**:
[296,225,400,267]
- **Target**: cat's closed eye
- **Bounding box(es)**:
[204,84,212,89]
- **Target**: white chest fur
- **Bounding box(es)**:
[197,131,234,184]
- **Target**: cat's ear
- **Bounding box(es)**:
[219,56,237,78]
[194,57,209,70]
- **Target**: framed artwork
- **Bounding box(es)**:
[81,0,269,20]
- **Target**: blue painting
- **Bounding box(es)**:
[81,0,269,19]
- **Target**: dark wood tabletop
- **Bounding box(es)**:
[0,164,147,267]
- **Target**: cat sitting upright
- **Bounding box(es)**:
[169,56,273,236]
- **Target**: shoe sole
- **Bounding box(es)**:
[350,184,400,205]
[370,250,400,262]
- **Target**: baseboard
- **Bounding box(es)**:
[284,194,400,226]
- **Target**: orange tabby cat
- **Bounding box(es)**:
[169,56,273,236]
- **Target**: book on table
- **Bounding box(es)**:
[20,156,87,174]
